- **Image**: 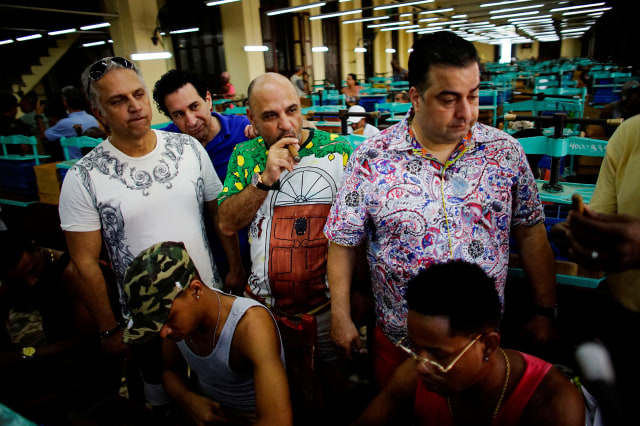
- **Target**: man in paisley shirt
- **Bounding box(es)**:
[217,73,353,422]
[324,32,557,388]
[58,57,243,410]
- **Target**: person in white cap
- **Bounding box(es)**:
[347,105,380,138]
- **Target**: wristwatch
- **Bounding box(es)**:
[22,346,36,360]
[251,172,278,191]
[533,304,558,320]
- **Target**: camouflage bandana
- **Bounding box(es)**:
[122,241,197,344]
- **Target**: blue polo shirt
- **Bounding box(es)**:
[163,112,251,268]
[163,112,250,182]
[44,111,100,159]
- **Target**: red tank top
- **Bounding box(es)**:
[414,351,552,425]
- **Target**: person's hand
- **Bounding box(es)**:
[184,393,234,425]
[549,220,571,257]
[35,99,45,115]
[330,313,363,360]
[567,206,640,271]
[223,267,247,296]
[261,137,300,187]
[244,124,257,139]
[100,328,130,356]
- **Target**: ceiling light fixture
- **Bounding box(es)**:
[480,0,532,7]
[16,34,42,41]
[491,11,539,19]
[82,41,106,47]
[354,47,367,52]
[368,21,411,28]
[374,0,434,11]
[170,28,200,34]
[489,4,543,14]
[550,2,605,12]
[381,24,420,31]
[418,17,440,23]
[343,16,390,24]
[131,52,172,60]
[80,22,111,30]
[0,39,14,45]
[244,45,269,51]
[419,8,454,15]
[206,0,241,5]
[386,48,396,53]
[267,2,326,16]
[563,7,611,16]
[309,9,362,20]
[312,46,329,52]
[48,28,76,36]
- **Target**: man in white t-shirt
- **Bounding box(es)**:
[347,105,380,138]
[58,57,243,409]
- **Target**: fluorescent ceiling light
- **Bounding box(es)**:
[368,21,412,28]
[550,2,605,12]
[563,7,611,16]
[16,34,43,41]
[374,0,434,11]
[386,48,397,53]
[312,46,329,52]
[131,52,172,60]
[509,15,551,22]
[82,41,106,47]
[452,14,467,19]
[489,4,543,14]
[108,39,113,43]
[80,22,111,30]
[207,0,241,5]
[419,8,454,15]
[381,24,420,31]
[452,21,490,27]
[170,28,199,34]
[438,20,468,25]
[267,2,326,15]
[561,27,590,33]
[481,0,532,7]
[418,17,440,22]
[48,28,76,36]
[491,11,538,19]
[400,13,413,17]
[0,39,14,45]
[343,16,389,24]
[354,47,367,52]
[244,45,269,51]
[310,9,362,20]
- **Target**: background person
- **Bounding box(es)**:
[347,105,380,138]
[290,66,307,97]
[342,73,361,107]
[123,241,292,425]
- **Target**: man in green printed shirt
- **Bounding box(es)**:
[217,72,353,422]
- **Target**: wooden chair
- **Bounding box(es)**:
[0,135,49,206]
[56,136,102,171]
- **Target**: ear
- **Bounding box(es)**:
[246,107,256,127]
[188,279,204,300]
[481,331,501,358]
[92,106,107,127]
[409,86,421,110]
[205,91,213,112]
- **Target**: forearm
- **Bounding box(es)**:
[328,242,358,320]
[515,223,557,306]
[163,368,197,408]
[218,188,268,235]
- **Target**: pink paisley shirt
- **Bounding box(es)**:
[324,113,544,342]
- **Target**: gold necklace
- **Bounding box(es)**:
[447,348,510,424]
[187,290,221,356]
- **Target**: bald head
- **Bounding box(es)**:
[246,73,303,147]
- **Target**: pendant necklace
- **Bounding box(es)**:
[188,290,221,357]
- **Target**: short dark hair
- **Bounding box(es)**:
[348,73,358,85]
[153,69,209,118]
[0,93,18,114]
[408,31,479,95]
[404,261,501,337]
[61,86,88,110]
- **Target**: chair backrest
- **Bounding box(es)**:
[0,134,42,164]
[347,133,369,150]
[222,106,248,115]
[479,89,498,106]
[374,102,411,114]
[59,136,102,160]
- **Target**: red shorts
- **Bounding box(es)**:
[371,325,409,389]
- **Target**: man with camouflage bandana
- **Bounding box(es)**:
[124,241,291,425]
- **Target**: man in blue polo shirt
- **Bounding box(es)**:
[44,86,100,159]
[153,69,251,290]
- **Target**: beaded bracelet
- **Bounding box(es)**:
[99,322,124,339]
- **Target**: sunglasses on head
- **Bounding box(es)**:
[88,57,135,84]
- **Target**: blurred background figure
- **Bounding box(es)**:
[0,93,31,137]
[218,71,235,99]
[18,91,49,137]
[342,73,361,107]
[394,91,410,103]
[290,66,307,97]
[347,105,380,137]
[391,59,408,82]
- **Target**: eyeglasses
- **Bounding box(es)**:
[396,334,481,373]
[88,56,135,82]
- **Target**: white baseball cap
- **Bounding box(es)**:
[347,105,366,123]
